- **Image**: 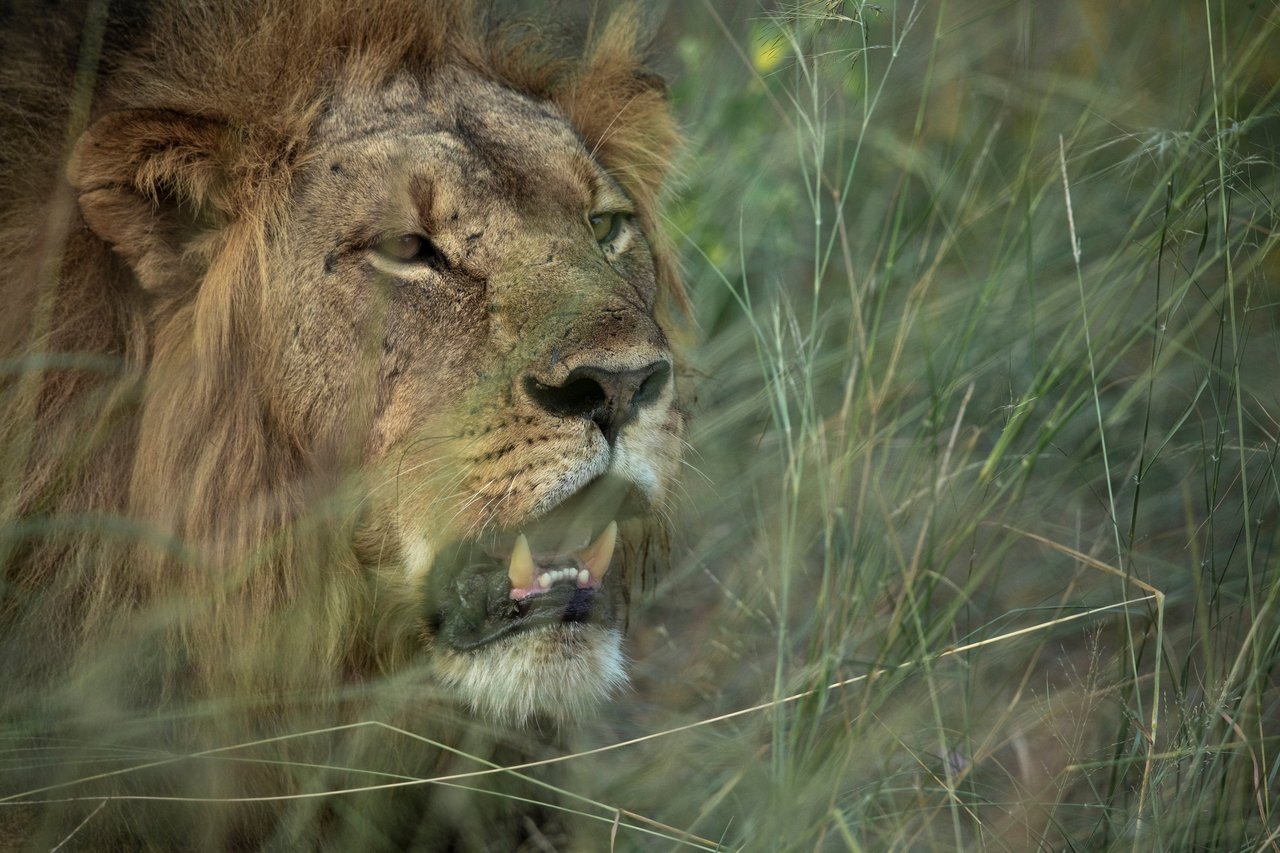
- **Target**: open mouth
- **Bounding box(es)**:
[504,521,616,601]
[425,477,641,651]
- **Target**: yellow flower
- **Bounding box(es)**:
[752,31,787,73]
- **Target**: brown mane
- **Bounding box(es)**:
[0,0,684,704]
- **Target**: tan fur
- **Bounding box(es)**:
[0,1,686,846]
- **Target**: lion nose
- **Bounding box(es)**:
[523,360,671,445]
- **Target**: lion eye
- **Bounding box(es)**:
[375,233,446,268]
[588,212,626,245]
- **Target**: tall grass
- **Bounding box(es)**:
[592,0,1280,849]
[3,0,1278,850]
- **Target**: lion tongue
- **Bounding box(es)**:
[506,522,618,600]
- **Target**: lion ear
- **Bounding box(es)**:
[558,10,679,212]
[68,109,233,292]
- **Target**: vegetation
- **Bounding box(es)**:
[601,0,1280,849]
[3,0,1278,850]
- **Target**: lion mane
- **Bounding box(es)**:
[0,0,687,848]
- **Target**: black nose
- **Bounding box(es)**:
[523,360,671,445]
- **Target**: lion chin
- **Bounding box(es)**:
[433,625,628,724]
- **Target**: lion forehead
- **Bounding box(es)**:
[313,69,589,188]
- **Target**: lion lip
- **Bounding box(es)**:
[445,585,602,651]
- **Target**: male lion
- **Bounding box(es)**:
[0,0,687,848]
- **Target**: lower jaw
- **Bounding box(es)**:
[431,623,628,724]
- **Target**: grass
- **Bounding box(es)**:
[595,0,1280,849]
[3,0,1279,850]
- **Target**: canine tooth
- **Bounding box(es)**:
[581,520,618,580]
[577,569,589,585]
[508,534,534,589]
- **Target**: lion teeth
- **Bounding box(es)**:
[508,523,616,598]
[579,520,618,580]
[535,567,577,589]
[508,533,535,590]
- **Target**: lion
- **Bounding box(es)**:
[0,0,687,848]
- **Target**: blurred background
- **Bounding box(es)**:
[568,1,1280,849]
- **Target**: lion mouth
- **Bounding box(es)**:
[502,521,615,601]
[427,523,619,651]
[426,478,641,652]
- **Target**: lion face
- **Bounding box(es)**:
[251,69,682,720]
[63,2,685,726]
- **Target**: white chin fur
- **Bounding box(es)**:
[431,625,627,724]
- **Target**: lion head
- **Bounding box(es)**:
[1,0,687,728]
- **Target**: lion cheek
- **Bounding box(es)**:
[402,534,438,581]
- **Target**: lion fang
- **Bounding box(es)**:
[507,534,535,590]
[578,521,618,581]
